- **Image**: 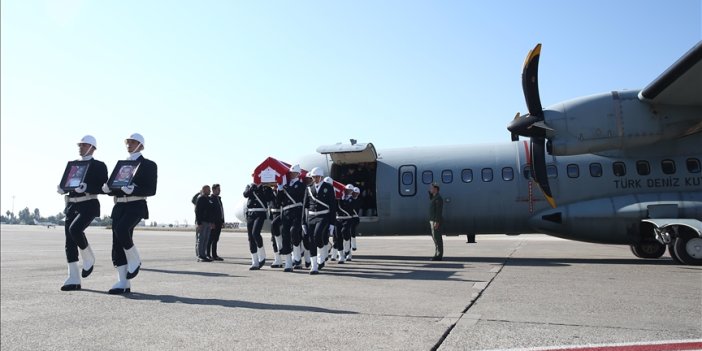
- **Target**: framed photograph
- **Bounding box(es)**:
[60,161,91,191]
[107,160,141,190]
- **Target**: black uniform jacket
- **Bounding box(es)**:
[243,184,274,216]
[65,158,109,218]
[278,180,305,215]
[303,182,336,223]
[109,155,158,219]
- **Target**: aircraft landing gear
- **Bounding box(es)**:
[668,244,683,264]
[629,241,666,259]
[672,235,702,266]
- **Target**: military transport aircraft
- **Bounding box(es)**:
[236,42,702,266]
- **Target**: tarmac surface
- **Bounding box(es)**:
[1,225,701,351]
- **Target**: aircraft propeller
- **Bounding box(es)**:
[507,43,556,208]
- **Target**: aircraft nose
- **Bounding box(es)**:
[233,199,247,223]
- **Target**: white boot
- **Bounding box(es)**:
[338,248,346,263]
[250,253,260,270]
[292,245,302,267]
[351,237,357,251]
[331,247,338,261]
[61,262,81,291]
[257,246,266,267]
[309,259,319,275]
[80,245,95,278]
[124,246,141,279]
[343,240,352,261]
[272,252,282,268]
[283,254,293,272]
[108,264,131,294]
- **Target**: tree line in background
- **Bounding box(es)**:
[1,207,112,227]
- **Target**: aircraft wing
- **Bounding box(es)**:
[638,41,702,106]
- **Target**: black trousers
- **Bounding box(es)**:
[280,209,300,255]
[208,222,223,257]
[64,209,95,263]
[270,214,281,253]
[246,212,266,254]
[351,217,359,238]
[111,203,143,267]
[334,219,352,251]
[305,215,329,256]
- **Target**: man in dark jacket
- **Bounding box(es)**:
[429,183,444,261]
[208,184,225,261]
[195,185,214,262]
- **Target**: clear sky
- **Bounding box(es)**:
[2,0,701,225]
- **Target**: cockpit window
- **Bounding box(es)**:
[422,171,433,184]
[613,162,626,177]
[661,159,676,175]
[589,163,603,177]
[687,158,701,173]
[441,170,453,183]
[636,160,650,176]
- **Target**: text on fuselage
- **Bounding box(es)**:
[613,176,702,189]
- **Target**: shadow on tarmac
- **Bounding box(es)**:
[123,293,358,314]
[353,255,676,267]
[140,267,239,278]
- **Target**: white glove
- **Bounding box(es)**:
[74,183,87,193]
[57,185,66,195]
[282,175,287,186]
[329,224,335,235]
[102,183,111,194]
[277,183,284,191]
[121,185,135,195]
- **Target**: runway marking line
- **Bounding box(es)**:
[507,340,702,351]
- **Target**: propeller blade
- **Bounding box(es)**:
[511,112,520,141]
[521,43,543,118]
[530,137,556,208]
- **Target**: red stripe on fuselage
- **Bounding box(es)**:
[523,140,531,165]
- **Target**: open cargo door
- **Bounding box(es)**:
[316,142,377,164]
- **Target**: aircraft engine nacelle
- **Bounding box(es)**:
[543,90,701,156]
[528,192,702,245]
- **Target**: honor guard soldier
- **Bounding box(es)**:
[243,182,274,270]
[302,167,336,274]
[101,133,158,294]
[56,135,108,291]
[277,164,305,272]
[348,186,361,260]
[269,188,283,268]
[334,184,356,263]
[323,176,336,262]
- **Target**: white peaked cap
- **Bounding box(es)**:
[289,164,301,173]
[308,167,324,177]
[345,184,354,190]
[126,133,145,145]
[353,187,360,193]
[78,135,97,148]
[323,176,333,184]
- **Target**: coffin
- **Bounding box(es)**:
[252,157,346,198]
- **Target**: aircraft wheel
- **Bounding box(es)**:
[668,244,682,264]
[629,241,666,259]
[673,235,702,266]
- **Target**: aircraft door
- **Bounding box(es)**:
[398,165,416,196]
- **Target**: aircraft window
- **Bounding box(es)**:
[421,171,433,184]
[687,158,701,173]
[502,167,514,181]
[481,168,493,182]
[522,165,532,180]
[402,171,414,186]
[661,159,676,175]
[636,161,650,175]
[546,165,558,179]
[567,164,579,178]
[461,169,473,183]
[441,170,453,183]
[589,163,603,177]
[612,162,626,177]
